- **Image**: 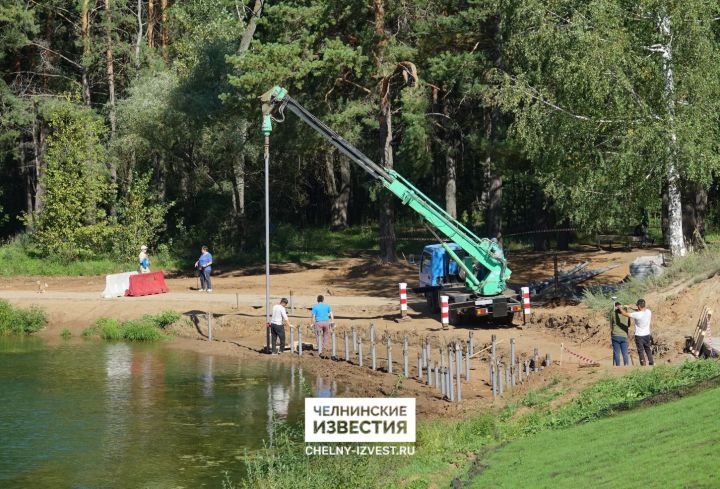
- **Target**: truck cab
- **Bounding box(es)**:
[419,243,465,288]
[419,242,522,325]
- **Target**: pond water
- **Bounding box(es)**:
[0,336,333,488]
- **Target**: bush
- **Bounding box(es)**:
[122,319,166,341]
[95,317,123,340]
[60,328,71,339]
[146,310,182,329]
[0,300,47,335]
[85,313,173,341]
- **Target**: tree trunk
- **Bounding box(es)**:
[532,187,549,251]
[445,140,457,219]
[374,0,396,263]
[134,0,142,76]
[31,107,46,215]
[147,0,155,48]
[682,181,707,247]
[378,80,397,262]
[487,172,502,239]
[661,182,669,247]
[485,108,502,239]
[160,0,169,62]
[238,0,263,53]
[331,156,351,230]
[105,0,116,140]
[443,100,457,219]
[659,13,686,256]
[229,0,264,246]
[80,0,91,105]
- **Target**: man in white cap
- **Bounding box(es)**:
[139,245,150,273]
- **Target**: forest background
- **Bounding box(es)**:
[1,0,720,269]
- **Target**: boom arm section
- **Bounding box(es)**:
[261,86,511,296]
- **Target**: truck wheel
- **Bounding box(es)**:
[495,313,515,326]
[448,308,459,326]
[425,291,440,313]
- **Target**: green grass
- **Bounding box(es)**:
[468,386,720,488]
[0,237,182,276]
[81,311,180,341]
[224,360,720,489]
[60,328,71,339]
[0,299,47,335]
[584,246,720,310]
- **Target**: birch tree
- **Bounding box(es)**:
[494,0,720,255]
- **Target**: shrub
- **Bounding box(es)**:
[0,300,47,335]
[147,310,182,329]
[95,317,123,340]
[122,319,166,341]
[60,328,71,339]
[85,313,170,341]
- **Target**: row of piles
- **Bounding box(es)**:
[285,323,474,402]
[285,324,553,403]
[488,334,552,398]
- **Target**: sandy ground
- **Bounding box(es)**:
[1,245,705,418]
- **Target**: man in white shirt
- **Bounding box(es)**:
[270,298,291,354]
[619,298,654,366]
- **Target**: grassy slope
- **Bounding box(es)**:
[469,386,720,489]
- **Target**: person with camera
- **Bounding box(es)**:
[618,299,654,366]
[609,300,630,366]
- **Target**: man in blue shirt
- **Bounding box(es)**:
[194,246,213,292]
[311,295,334,355]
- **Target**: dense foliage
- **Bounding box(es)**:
[2,0,720,261]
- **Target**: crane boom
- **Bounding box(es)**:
[260,86,511,296]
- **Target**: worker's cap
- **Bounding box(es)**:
[280,298,288,304]
[140,245,148,250]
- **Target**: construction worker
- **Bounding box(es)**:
[610,301,630,365]
[618,299,654,366]
[270,298,291,354]
[311,295,334,355]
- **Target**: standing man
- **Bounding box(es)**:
[619,299,654,366]
[311,295,334,355]
[139,245,150,273]
[270,298,291,354]
[194,246,213,292]
[610,301,629,365]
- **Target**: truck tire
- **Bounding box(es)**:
[448,308,459,326]
[425,291,440,313]
[495,313,515,326]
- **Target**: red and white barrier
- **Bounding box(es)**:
[441,295,449,329]
[399,282,408,317]
[126,271,170,297]
[102,271,138,298]
[521,287,531,316]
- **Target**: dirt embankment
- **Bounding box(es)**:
[1,247,709,418]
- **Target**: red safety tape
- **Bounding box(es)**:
[562,344,597,364]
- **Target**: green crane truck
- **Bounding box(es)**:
[260,86,523,325]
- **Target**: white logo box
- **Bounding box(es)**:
[305,397,416,443]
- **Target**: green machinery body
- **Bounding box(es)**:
[261,86,511,297]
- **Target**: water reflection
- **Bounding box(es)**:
[0,338,335,488]
[104,343,132,463]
